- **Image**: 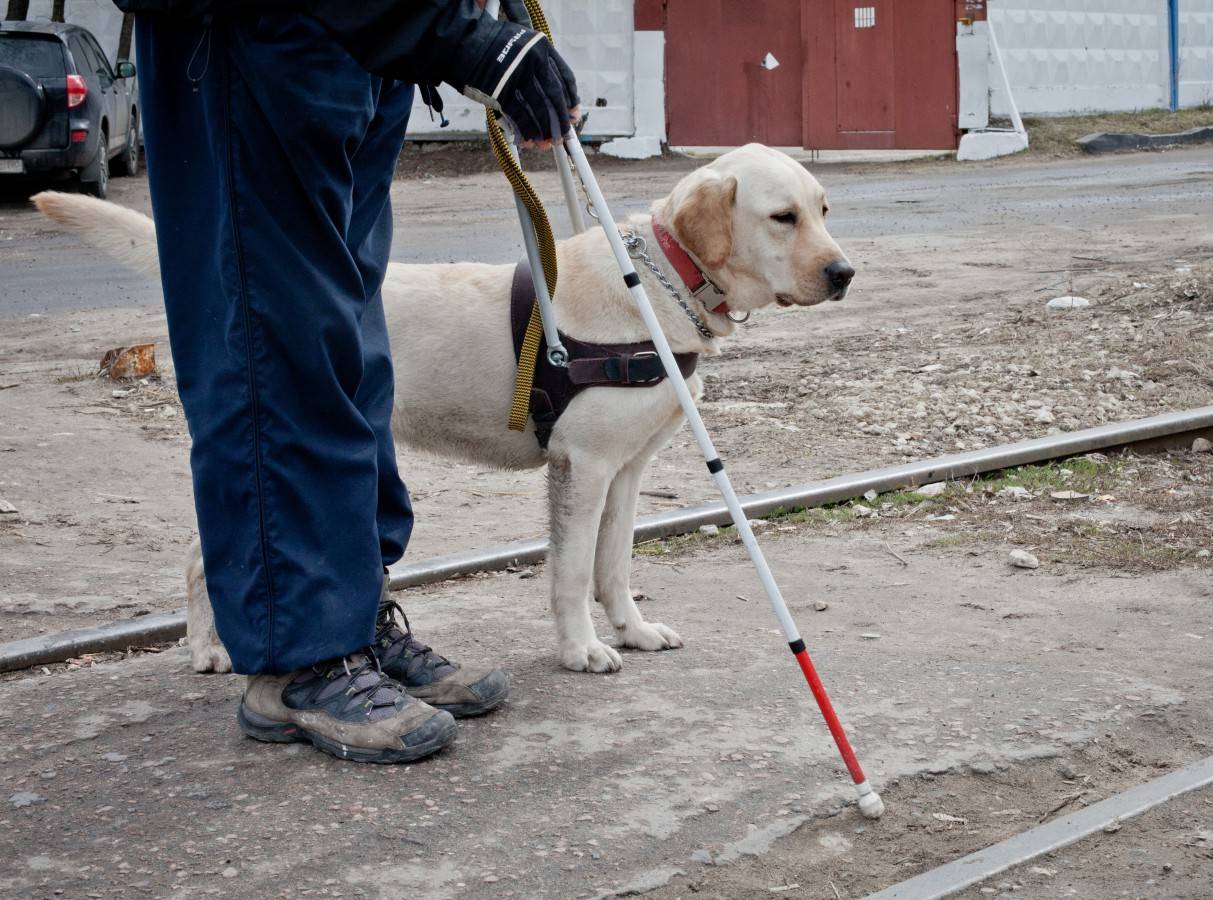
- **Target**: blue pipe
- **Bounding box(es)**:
[1169,0,1180,111]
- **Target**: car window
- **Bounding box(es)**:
[79,36,105,79]
[85,33,113,78]
[67,35,91,74]
[0,34,67,78]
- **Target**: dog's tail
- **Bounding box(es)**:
[32,191,161,279]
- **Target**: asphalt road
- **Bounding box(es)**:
[3,147,1212,317]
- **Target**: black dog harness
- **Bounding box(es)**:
[510,259,700,449]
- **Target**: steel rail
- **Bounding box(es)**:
[865,754,1213,900]
[1,405,1209,674]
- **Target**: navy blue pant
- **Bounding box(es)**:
[137,14,415,674]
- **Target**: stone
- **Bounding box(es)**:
[1033,408,1055,424]
[853,504,875,519]
[916,481,947,497]
[690,849,713,865]
[222,868,238,879]
[1192,437,1212,454]
[1009,549,1039,570]
[814,600,829,612]
[1046,296,1090,310]
[698,524,719,537]
[9,791,46,808]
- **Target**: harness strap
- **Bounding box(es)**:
[510,260,699,447]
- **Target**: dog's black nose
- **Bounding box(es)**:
[825,260,855,292]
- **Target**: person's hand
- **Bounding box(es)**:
[461,22,580,149]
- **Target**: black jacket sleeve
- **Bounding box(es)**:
[112,0,505,89]
[304,1,506,90]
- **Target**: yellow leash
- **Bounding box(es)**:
[493,0,560,432]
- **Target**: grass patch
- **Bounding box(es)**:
[1022,106,1213,158]
[632,456,1126,558]
[975,456,1120,495]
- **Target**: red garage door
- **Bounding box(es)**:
[663,0,958,149]
[804,0,958,148]
[665,0,804,146]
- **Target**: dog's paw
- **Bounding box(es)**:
[560,639,623,674]
[618,621,684,652]
[190,640,232,674]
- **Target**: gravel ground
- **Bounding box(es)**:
[1,147,1212,898]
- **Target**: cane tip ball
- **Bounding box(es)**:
[858,791,885,819]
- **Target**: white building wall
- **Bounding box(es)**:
[9,1,638,139]
[1179,0,1213,106]
[989,0,1171,115]
[410,0,635,139]
[22,0,126,62]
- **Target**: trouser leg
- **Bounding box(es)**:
[137,14,404,674]
[345,81,416,569]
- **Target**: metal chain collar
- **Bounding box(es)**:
[619,230,717,341]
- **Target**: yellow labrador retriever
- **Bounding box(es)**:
[34,143,853,675]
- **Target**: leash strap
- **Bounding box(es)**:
[489,0,559,433]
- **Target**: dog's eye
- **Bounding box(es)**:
[822,204,829,217]
[771,211,797,226]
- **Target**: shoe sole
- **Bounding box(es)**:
[422,670,510,718]
[431,695,505,718]
[237,703,457,764]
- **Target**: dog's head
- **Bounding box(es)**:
[660,143,853,314]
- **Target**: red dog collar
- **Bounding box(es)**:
[651,218,729,315]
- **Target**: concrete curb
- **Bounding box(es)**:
[2,404,1211,674]
[1077,126,1213,154]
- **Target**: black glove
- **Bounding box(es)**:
[460,22,579,144]
[498,0,533,29]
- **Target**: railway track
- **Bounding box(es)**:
[2,404,1210,674]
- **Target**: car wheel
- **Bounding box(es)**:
[81,131,109,199]
[113,119,139,177]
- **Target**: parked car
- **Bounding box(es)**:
[0,21,139,199]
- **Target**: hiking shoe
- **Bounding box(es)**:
[237,652,457,764]
[375,593,509,718]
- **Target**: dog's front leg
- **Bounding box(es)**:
[594,457,683,653]
[547,447,622,673]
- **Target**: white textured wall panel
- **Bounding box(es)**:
[410,0,635,139]
[958,21,991,129]
[22,0,125,62]
[1179,0,1213,106]
[989,0,1169,115]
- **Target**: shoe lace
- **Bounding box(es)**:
[318,649,403,717]
[376,599,456,676]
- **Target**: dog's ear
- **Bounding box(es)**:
[671,172,738,271]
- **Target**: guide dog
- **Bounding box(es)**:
[35,143,853,674]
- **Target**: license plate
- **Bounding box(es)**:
[0,159,23,175]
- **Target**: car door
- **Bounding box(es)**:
[85,32,127,150]
[69,34,113,154]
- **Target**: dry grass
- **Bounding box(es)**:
[1020,106,1213,158]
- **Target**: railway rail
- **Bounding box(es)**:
[2,404,1210,675]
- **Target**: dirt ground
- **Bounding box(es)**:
[1,147,1212,897]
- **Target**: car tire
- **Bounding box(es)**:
[81,130,109,199]
[113,118,139,177]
